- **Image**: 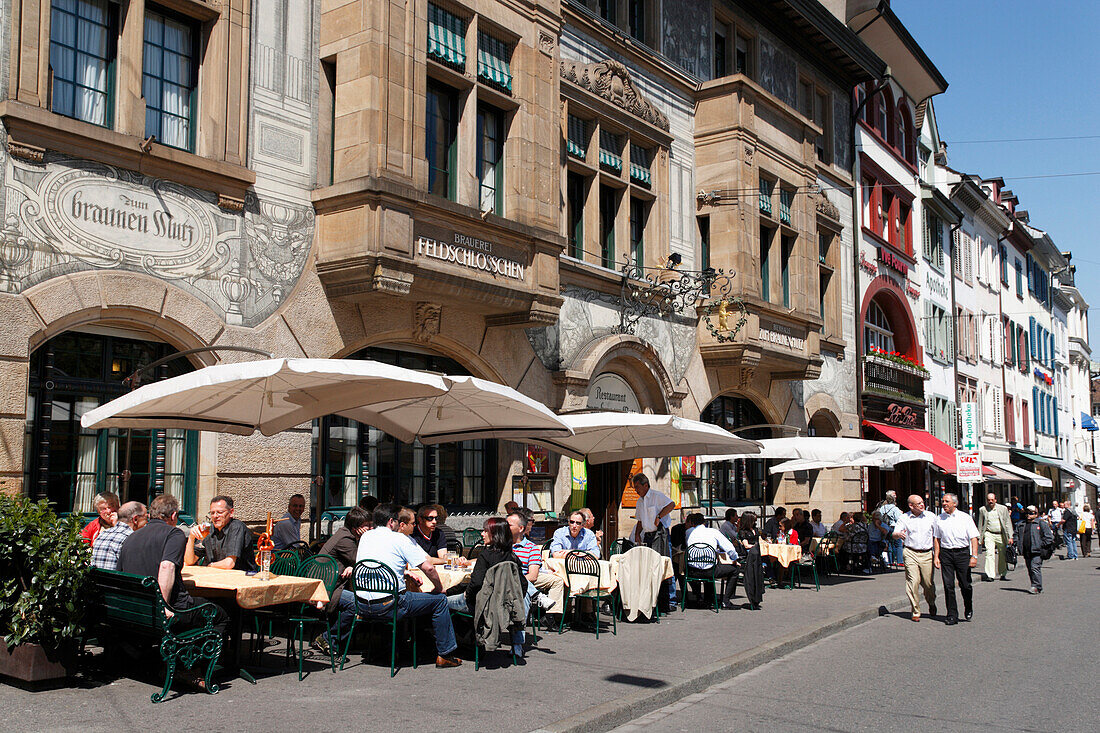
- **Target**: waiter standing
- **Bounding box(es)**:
[932,493,979,625]
[630,472,677,607]
[892,494,938,622]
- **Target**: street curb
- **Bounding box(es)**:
[529,594,911,733]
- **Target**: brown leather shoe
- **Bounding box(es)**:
[435,654,462,668]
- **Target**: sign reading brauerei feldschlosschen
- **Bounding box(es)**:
[414,222,526,281]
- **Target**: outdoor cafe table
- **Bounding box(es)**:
[181,565,330,682]
[758,540,801,568]
[406,566,472,593]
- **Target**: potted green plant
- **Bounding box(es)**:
[0,494,92,685]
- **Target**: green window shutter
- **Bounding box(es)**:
[428,4,467,69]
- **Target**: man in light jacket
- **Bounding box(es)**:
[977,493,1013,581]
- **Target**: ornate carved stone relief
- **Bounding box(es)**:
[414,302,442,342]
[813,189,840,222]
[559,59,670,131]
[0,144,314,326]
[539,30,555,57]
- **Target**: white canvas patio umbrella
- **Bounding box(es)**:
[343,375,573,445]
[81,361,573,444]
[80,358,450,437]
[516,412,761,464]
[768,449,933,474]
[698,436,900,464]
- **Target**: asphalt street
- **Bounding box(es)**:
[610,554,1099,733]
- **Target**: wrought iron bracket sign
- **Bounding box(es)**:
[616,259,745,339]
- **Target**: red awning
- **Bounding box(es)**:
[862,420,995,476]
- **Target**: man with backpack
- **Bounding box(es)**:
[1015,505,1054,594]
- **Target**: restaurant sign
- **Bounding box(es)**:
[586,373,640,413]
[864,395,925,428]
[414,223,526,281]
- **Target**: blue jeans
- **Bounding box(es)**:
[888,537,904,565]
[446,593,531,656]
[1064,532,1079,559]
[325,589,359,649]
[356,591,458,657]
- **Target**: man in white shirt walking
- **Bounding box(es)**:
[684,512,740,609]
[892,494,937,622]
[932,493,979,626]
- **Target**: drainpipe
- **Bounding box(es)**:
[996,225,1013,471]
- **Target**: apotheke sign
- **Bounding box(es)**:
[415,226,526,281]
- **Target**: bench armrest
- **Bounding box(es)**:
[164,600,222,633]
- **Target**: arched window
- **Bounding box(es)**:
[864,300,895,353]
[897,102,915,164]
[25,330,199,516]
[699,395,774,505]
[315,345,496,511]
[881,89,895,145]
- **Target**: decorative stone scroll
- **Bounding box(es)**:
[813,189,840,222]
[559,59,670,131]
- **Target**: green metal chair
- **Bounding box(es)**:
[270,549,301,576]
[285,540,313,563]
[608,538,626,557]
[681,543,722,613]
[287,554,341,680]
[559,551,616,638]
[467,542,485,563]
[342,560,414,677]
[462,527,482,548]
[790,548,821,591]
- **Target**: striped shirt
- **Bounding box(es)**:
[512,538,542,574]
[91,523,133,570]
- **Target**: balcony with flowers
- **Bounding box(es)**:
[862,347,928,404]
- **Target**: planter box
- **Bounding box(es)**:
[0,643,68,685]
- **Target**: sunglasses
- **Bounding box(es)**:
[568,520,584,525]
[424,515,439,521]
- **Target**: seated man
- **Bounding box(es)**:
[313,506,373,656]
[355,504,462,668]
[117,493,228,686]
[184,495,257,571]
[550,511,600,557]
[507,510,560,615]
[410,504,448,564]
[830,512,851,534]
[92,501,147,570]
[272,494,306,550]
[810,509,827,538]
[763,507,786,541]
[579,507,604,551]
[719,508,739,545]
[791,508,814,554]
[684,512,740,609]
[81,491,120,545]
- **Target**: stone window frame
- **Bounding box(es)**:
[3,0,253,201]
[423,1,521,216]
[713,6,756,81]
[560,95,665,277]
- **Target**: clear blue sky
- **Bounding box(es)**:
[898,1,1100,350]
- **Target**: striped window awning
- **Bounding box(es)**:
[759,178,773,215]
[629,144,651,186]
[428,4,466,69]
[779,188,793,224]
[477,32,512,92]
[567,115,587,159]
[599,130,621,172]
